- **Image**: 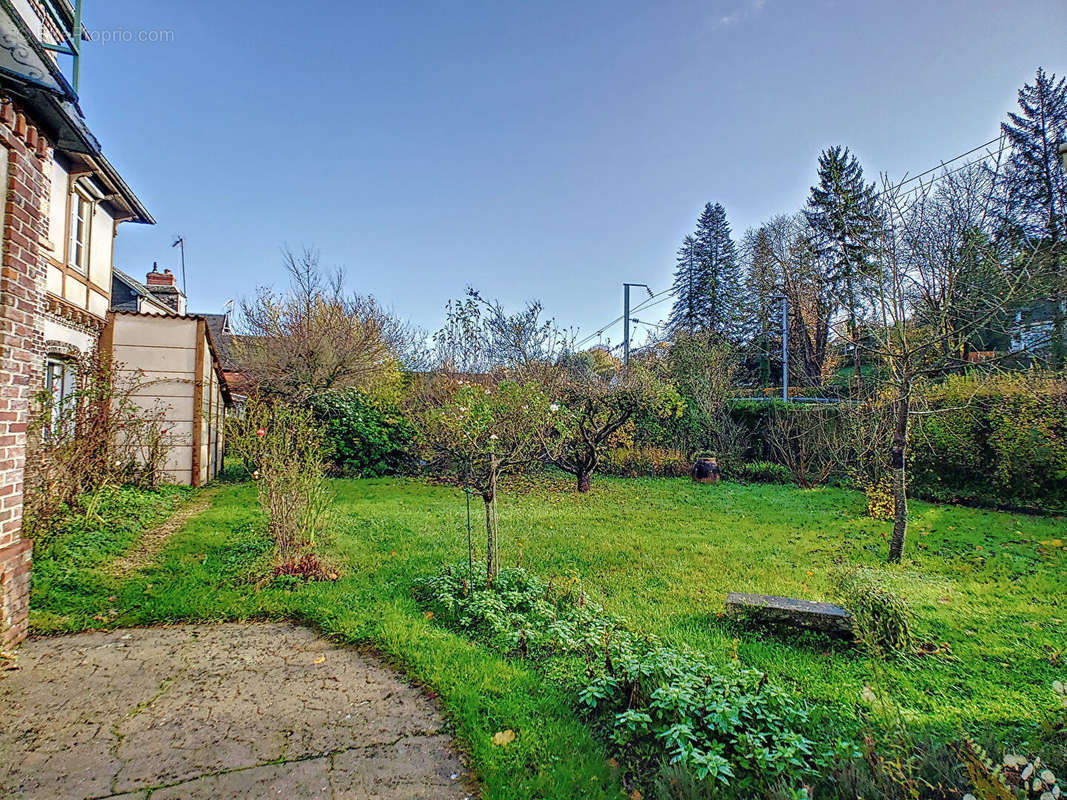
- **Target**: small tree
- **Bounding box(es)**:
[664,330,742,462]
[866,158,1034,563]
[546,355,679,492]
[418,379,550,580]
[432,288,572,379]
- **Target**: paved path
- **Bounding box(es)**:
[0,624,470,799]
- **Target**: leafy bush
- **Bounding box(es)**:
[413,565,854,794]
[836,569,912,656]
[580,643,856,791]
[910,372,1067,511]
[735,461,794,485]
[413,565,623,657]
[864,477,895,520]
[600,447,690,478]
[227,399,333,555]
[308,388,417,477]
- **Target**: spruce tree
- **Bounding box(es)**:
[804,146,881,387]
[668,203,742,339]
[741,226,782,386]
[667,234,701,334]
[1000,67,1067,368]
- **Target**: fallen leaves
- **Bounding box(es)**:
[491,729,516,747]
[312,656,326,665]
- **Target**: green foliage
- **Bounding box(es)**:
[735,460,793,485]
[413,565,624,658]
[599,447,690,478]
[29,477,1067,798]
[662,333,744,463]
[414,564,854,794]
[308,388,416,477]
[836,569,913,656]
[910,372,1067,510]
[31,485,189,618]
[583,643,856,792]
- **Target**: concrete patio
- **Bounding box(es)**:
[0,623,470,799]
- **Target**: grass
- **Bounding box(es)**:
[29,474,1067,798]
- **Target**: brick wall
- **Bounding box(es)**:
[0,97,50,649]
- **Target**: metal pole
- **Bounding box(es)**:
[172,236,187,299]
[781,296,789,403]
[621,283,650,369]
[71,0,83,92]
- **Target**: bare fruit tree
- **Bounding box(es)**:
[545,354,679,493]
[417,379,551,581]
[864,156,1036,563]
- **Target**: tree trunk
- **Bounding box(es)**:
[1052,296,1065,371]
[484,455,499,582]
[577,470,591,492]
[483,492,495,582]
[846,276,862,390]
[887,384,911,563]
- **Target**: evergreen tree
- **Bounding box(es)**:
[740,226,782,386]
[1000,67,1067,368]
[668,203,742,339]
[804,146,881,387]
[667,234,701,333]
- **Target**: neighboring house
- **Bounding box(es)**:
[106,267,233,485]
[0,0,151,647]
[110,266,179,316]
[104,310,231,486]
[1009,300,1066,359]
[203,310,250,408]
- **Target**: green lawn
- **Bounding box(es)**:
[30,475,1067,798]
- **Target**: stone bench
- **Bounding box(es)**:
[725,592,853,638]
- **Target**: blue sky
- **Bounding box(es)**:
[75,0,1066,344]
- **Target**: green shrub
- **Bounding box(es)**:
[600,447,690,478]
[413,565,855,795]
[735,460,793,485]
[910,372,1067,511]
[836,569,912,656]
[308,388,417,477]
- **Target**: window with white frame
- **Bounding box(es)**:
[67,189,91,272]
[45,358,77,435]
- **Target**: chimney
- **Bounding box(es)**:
[146,262,186,314]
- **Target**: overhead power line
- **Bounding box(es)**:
[570,134,1012,349]
[887,134,1004,194]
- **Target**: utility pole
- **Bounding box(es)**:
[622,283,651,368]
[774,295,789,402]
